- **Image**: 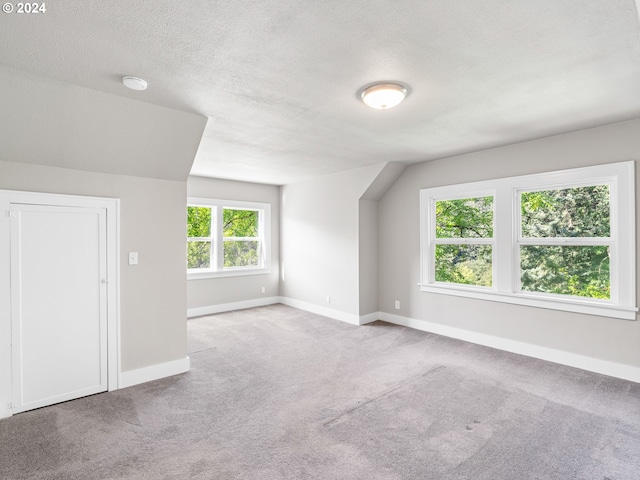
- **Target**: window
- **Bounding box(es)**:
[187,198,271,279]
[434,195,494,287]
[519,185,611,299]
[420,162,636,319]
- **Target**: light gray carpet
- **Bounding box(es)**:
[2,304,640,479]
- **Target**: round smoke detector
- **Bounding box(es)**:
[122,76,148,91]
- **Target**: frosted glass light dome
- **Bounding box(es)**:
[360,83,407,109]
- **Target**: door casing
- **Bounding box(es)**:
[0,190,120,418]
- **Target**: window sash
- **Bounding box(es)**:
[429,192,496,288]
[223,237,260,241]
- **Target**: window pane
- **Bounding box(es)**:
[224,241,259,267]
[187,241,211,269]
[520,246,610,299]
[435,244,492,286]
[436,197,493,238]
[521,185,610,238]
[187,207,211,237]
[223,209,258,237]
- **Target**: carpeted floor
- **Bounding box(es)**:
[1,304,640,479]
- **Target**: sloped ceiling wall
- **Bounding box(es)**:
[0,67,207,181]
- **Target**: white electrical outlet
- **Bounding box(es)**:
[394,300,400,310]
[326,295,331,304]
[261,286,266,294]
[128,252,138,265]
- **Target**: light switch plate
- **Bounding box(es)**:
[128,252,138,265]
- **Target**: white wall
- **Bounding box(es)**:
[186,176,281,312]
[0,160,189,373]
[378,119,640,368]
[280,164,386,316]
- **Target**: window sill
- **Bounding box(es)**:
[188,268,271,280]
[418,283,638,320]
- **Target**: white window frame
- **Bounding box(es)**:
[187,198,271,280]
[430,190,497,292]
[419,161,637,320]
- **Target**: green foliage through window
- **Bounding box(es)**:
[187,207,212,269]
[521,246,610,299]
[223,209,258,238]
[222,209,259,268]
[434,196,493,287]
[436,197,493,238]
[187,241,211,269]
[435,244,492,286]
[521,185,610,238]
[519,184,611,299]
[187,207,211,237]
[224,241,259,267]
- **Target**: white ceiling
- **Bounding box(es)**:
[1,1,640,185]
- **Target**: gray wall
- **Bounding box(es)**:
[378,119,640,368]
[359,199,378,315]
[0,160,188,372]
[187,176,281,309]
[0,67,206,181]
[358,162,407,316]
[281,164,385,315]
[0,67,207,375]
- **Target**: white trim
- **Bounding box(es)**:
[419,284,637,320]
[187,297,280,318]
[378,311,640,383]
[112,200,122,391]
[278,297,361,325]
[190,296,372,326]
[119,357,191,389]
[189,198,271,210]
[188,268,271,280]
[359,312,380,325]
[0,189,121,418]
[0,406,10,419]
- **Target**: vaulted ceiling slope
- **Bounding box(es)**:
[0,68,207,181]
[1,1,639,185]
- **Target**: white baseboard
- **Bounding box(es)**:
[188,297,640,384]
[0,405,11,419]
[378,311,640,384]
[359,312,380,325]
[120,356,191,389]
[190,296,379,327]
[278,297,361,325]
[0,359,191,418]
[188,296,280,318]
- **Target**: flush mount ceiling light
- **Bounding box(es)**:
[122,76,148,91]
[359,82,408,109]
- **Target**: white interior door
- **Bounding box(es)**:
[10,203,108,413]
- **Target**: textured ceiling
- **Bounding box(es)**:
[1,1,640,185]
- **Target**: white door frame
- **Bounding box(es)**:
[0,190,120,419]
